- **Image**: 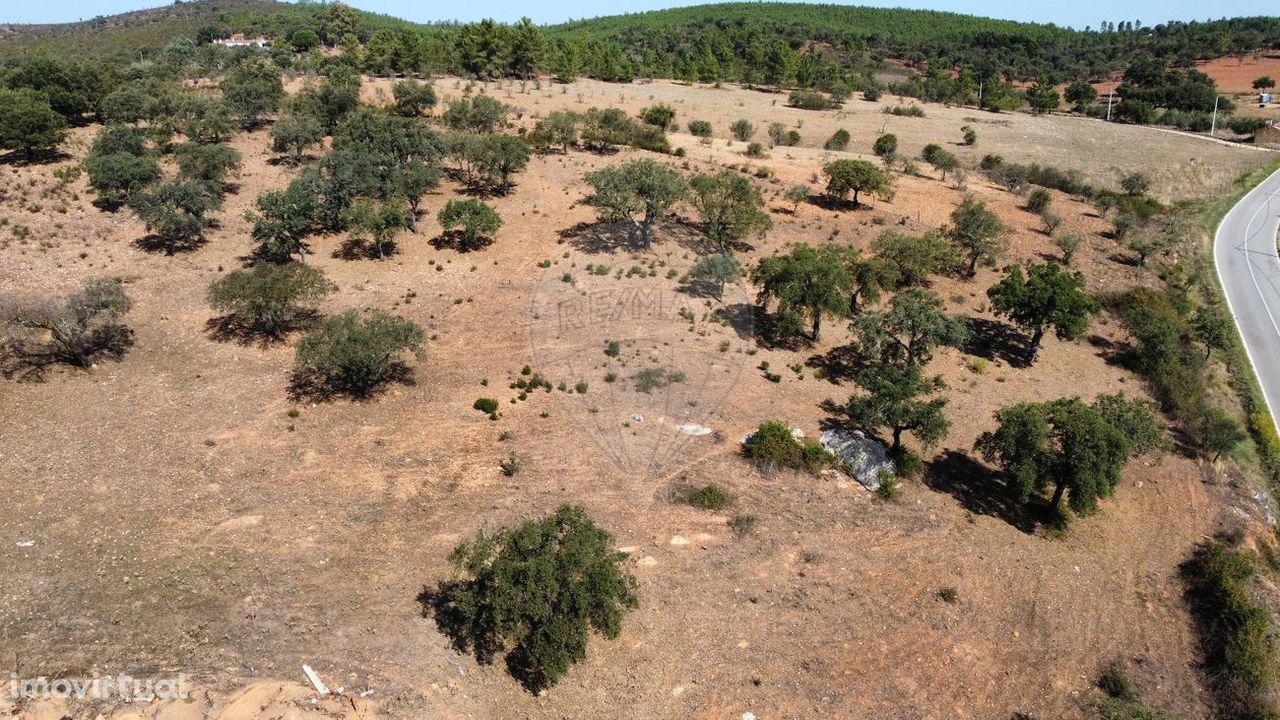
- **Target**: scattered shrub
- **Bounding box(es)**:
[429,505,638,692]
[824,128,850,151]
[1,277,132,373]
[292,310,424,398]
[686,484,728,510]
[206,262,335,340]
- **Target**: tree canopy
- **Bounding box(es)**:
[986,262,1098,364]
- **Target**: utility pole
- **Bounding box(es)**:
[1106,90,1115,121]
[977,80,983,111]
[1210,95,1221,137]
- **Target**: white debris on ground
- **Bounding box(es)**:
[820,428,895,491]
[676,423,713,436]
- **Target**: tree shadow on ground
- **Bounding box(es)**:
[964,317,1030,368]
[0,148,71,166]
[713,302,759,342]
[204,310,318,348]
[133,233,209,255]
[416,582,502,664]
[675,277,718,300]
[1107,252,1140,267]
[806,343,870,384]
[808,194,873,213]
[1,328,134,382]
[558,220,640,254]
[333,237,400,260]
[418,582,547,693]
[923,450,1037,534]
[287,362,415,403]
[429,230,493,253]
[716,303,809,350]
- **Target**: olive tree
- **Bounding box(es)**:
[343,198,412,260]
[870,230,959,286]
[976,397,1133,519]
[392,80,438,117]
[850,288,969,366]
[247,172,321,263]
[175,141,242,191]
[822,159,893,207]
[687,252,742,300]
[872,133,898,165]
[986,262,1098,364]
[292,310,424,398]
[947,196,1008,277]
[270,116,325,163]
[221,59,284,129]
[128,181,220,254]
[0,88,67,162]
[206,262,336,339]
[472,134,530,195]
[433,504,638,692]
[438,199,502,250]
[86,152,161,209]
[583,159,686,250]
[783,184,809,213]
[688,169,772,248]
[751,243,851,342]
[846,363,949,453]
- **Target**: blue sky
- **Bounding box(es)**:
[4,0,1275,30]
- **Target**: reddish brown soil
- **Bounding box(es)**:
[0,76,1273,720]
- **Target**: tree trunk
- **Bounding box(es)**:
[1026,327,1045,364]
[849,291,860,316]
[852,189,861,207]
[811,312,822,342]
[966,252,979,278]
[891,426,903,451]
[639,217,653,250]
[1049,480,1067,510]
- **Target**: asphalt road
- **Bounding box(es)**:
[1215,166,1280,429]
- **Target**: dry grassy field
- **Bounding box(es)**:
[0,76,1275,720]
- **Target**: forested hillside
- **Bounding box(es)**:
[1,0,1278,131]
[550,4,1280,83]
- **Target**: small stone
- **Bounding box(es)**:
[669,535,690,546]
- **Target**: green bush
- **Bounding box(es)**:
[640,103,676,128]
[473,397,499,414]
[433,505,638,692]
[788,89,832,110]
[823,128,850,151]
[686,484,728,510]
[206,262,334,339]
[292,310,424,398]
[1026,188,1052,213]
[687,119,712,137]
[1180,540,1277,718]
[743,420,832,474]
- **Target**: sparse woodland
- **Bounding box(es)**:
[0,3,1278,718]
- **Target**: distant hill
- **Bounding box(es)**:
[0,0,424,60]
[548,3,1280,82]
[1,0,1278,83]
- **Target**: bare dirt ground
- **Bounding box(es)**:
[1,76,1274,720]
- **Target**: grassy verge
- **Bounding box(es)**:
[1192,158,1280,483]
[1180,538,1278,720]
